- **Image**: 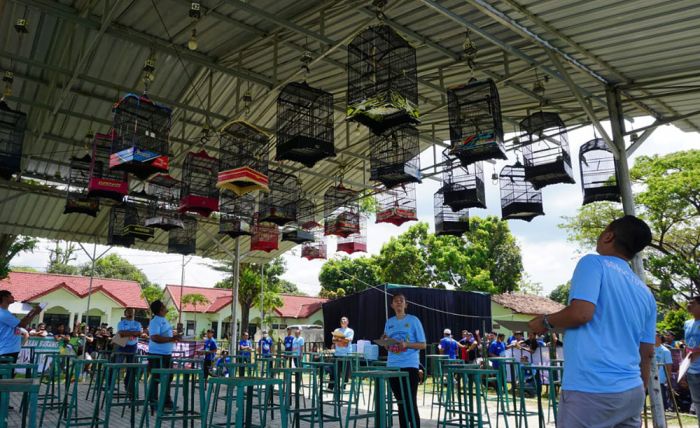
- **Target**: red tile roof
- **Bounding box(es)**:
[0,271,148,309]
[165,284,327,318]
[492,293,565,315]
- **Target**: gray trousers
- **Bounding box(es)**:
[687,373,700,425]
[557,386,645,428]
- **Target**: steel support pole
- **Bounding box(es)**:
[229,237,241,354]
[606,85,665,428]
[260,264,265,332]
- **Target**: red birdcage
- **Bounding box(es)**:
[324,184,360,238]
[217,120,269,196]
[301,228,327,260]
[179,150,219,217]
[336,217,367,254]
[375,183,417,227]
[250,213,279,253]
[87,131,129,201]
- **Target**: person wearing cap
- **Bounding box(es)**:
[438,329,462,359]
[147,300,181,409]
[528,215,655,428]
[258,330,273,358]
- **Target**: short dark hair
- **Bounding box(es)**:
[608,215,652,258]
[690,296,700,304]
[0,290,11,301]
[392,292,406,301]
[497,333,505,339]
[150,300,164,315]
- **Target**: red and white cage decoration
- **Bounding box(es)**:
[179,150,219,217]
[336,216,367,254]
[250,212,279,253]
[375,183,418,227]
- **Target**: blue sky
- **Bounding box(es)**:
[12,116,699,296]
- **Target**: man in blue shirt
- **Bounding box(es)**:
[283,327,294,353]
[202,329,217,380]
[116,308,142,392]
[529,215,655,428]
[684,296,700,424]
[237,332,253,376]
[488,334,507,369]
[438,329,460,359]
[328,316,354,390]
[291,328,305,367]
[257,330,273,358]
[147,300,181,409]
[655,331,673,411]
[382,293,426,428]
[0,290,42,374]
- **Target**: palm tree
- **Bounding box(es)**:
[180,293,210,335]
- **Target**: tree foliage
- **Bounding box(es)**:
[560,150,700,307]
[80,253,153,289]
[141,284,164,304]
[319,216,523,297]
[181,293,210,332]
[47,241,79,275]
[548,282,570,305]
[657,306,689,338]
[0,235,38,279]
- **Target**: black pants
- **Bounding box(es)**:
[328,357,351,388]
[389,367,420,428]
[116,345,137,390]
[203,359,213,380]
[147,354,173,406]
[660,384,671,410]
[0,352,19,378]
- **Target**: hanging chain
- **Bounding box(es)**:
[142,52,156,95]
[300,50,313,82]
[463,30,478,81]
[373,0,387,23]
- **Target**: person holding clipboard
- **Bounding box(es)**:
[380,293,425,428]
[0,290,43,371]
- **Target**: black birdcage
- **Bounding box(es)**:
[276,82,335,168]
[337,216,367,254]
[250,213,279,253]
[108,203,154,247]
[282,227,315,245]
[500,162,544,222]
[579,138,620,205]
[447,79,506,166]
[520,112,574,189]
[347,24,419,135]
[441,153,486,211]
[434,187,469,237]
[87,130,128,201]
[369,124,421,188]
[64,155,100,216]
[376,183,417,227]
[217,120,270,196]
[144,173,184,231]
[179,150,219,217]
[297,198,320,230]
[301,228,327,261]
[109,93,171,179]
[219,192,256,238]
[324,184,360,238]
[168,215,197,255]
[258,170,299,226]
[0,100,25,180]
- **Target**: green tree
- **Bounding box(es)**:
[80,254,153,289]
[560,150,700,306]
[318,288,346,300]
[657,306,689,338]
[0,235,38,279]
[181,293,210,333]
[319,256,382,296]
[548,282,571,305]
[278,280,307,296]
[47,241,79,275]
[141,284,164,304]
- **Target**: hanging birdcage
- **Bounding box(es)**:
[337,216,367,254]
[144,173,184,230]
[87,131,128,201]
[579,138,620,205]
[0,100,25,180]
[369,124,421,188]
[347,24,419,135]
[250,213,279,253]
[108,203,154,247]
[217,120,270,196]
[258,170,299,226]
[447,79,507,166]
[64,155,100,216]
[441,153,486,211]
[179,150,219,217]
[520,112,574,189]
[297,198,320,230]
[219,192,256,238]
[500,162,544,222]
[109,93,171,179]
[376,183,417,227]
[276,81,335,167]
[324,184,360,238]
[434,187,470,237]
[168,215,197,255]
[301,228,326,260]
[282,227,315,245]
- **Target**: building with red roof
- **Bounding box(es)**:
[0,271,149,330]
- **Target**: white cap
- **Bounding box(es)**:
[443,328,451,335]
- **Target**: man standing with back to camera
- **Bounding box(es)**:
[529,215,655,428]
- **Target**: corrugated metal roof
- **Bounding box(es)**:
[0,0,698,260]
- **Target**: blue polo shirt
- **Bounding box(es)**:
[488,341,506,368]
[684,319,700,374]
[117,319,142,346]
[439,337,459,359]
[284,335,294,352]
[334,327,354,357]
[384,314,426,369]
[238,339,252,358]
[204,338,217,361]
[292,336,304,356]
[562,255,656,393]
[655,344,672,384]
[258,337,273,357]
[0,308,21,355]
[148,316,174,355]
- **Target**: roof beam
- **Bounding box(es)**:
[626,125,656,158]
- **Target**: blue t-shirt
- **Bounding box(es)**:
[258,337,273,357]
[292,336,304,356]
[655,345,672,384]
[562,255,656,393]
[204,338,217,361]
[488,341,506,368]
[0,308,21,355]
[284,335,294,352]
[384,314,426,369]
[334,327,355,357]
[148,316,174,355]
[439,337,459,359]
[684,319,700,374]
[117,319,142,346]
[238,339,252,358]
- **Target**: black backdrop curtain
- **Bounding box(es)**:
[322,285,492,350]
